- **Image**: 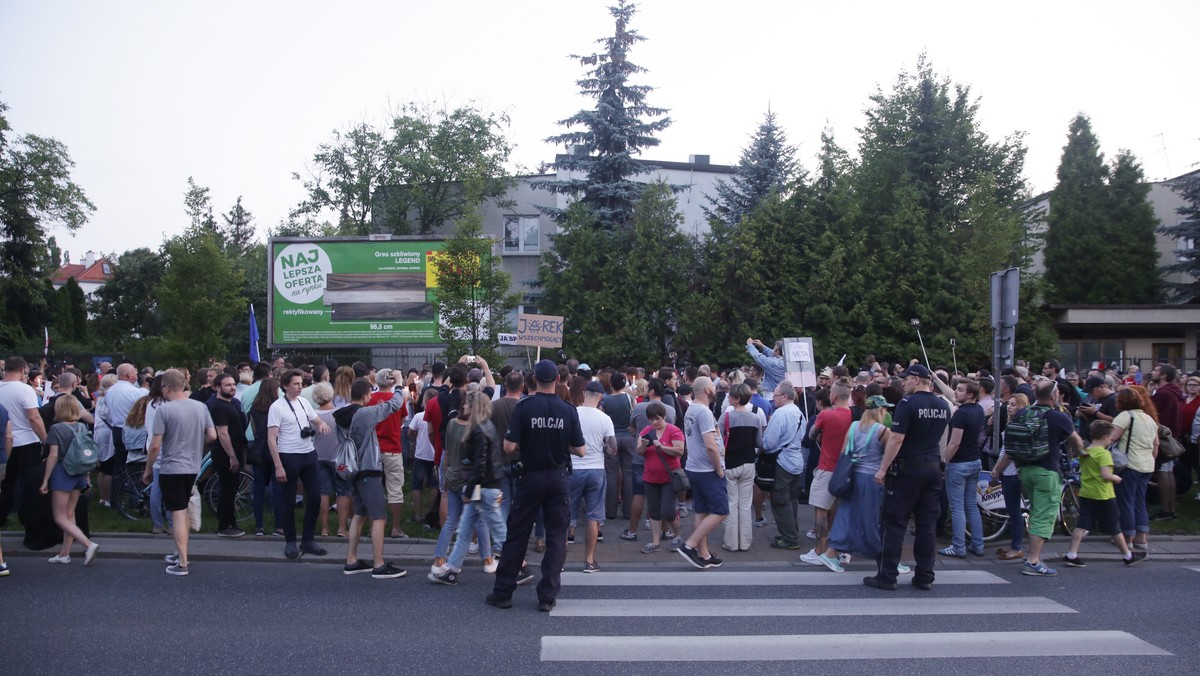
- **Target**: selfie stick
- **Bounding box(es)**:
[912,319,930,367]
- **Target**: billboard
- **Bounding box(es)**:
[268,236,446,347]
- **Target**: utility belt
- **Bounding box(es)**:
[887,454,943,476]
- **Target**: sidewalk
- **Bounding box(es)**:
[7,511,1200,567]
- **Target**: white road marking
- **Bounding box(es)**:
[550,596,1073,617]
[559,569,1007,586]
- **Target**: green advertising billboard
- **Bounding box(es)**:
[268,237,446,347]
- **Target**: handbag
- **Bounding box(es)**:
[830,422,873,499]
[1109,414,1132,473]
[1157,424,1185,461]
[650,440,689,493]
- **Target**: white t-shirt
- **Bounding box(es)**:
[0,380,41,446]
[408,411,435,462]
[575,405,615,471]
[267,396,318,454]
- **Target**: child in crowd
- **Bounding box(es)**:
[1062,420,1147,567]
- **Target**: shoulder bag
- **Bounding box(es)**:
[651,439,689,493]
[1158,423,1185,461]
[1109,413,1131,473]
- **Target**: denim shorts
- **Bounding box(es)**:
[411,458,438,490]
[631,463,645,496]
[569,469,606,524]
[686,469,730,516]
[317,460,351,497]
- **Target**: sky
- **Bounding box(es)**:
[2,0,1198,264]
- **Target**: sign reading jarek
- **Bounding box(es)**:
[515,313,564,348]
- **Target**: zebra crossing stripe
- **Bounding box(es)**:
[550,596,1073,617]
[559,569,1007,587]
[540,630,1170,662]
[1186,566,1200,573]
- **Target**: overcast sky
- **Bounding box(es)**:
[3,0,1198,263]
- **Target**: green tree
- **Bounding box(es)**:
[1043,115,1111,304]
[220,196,257,256]
[0,100,94,347]
[293,104,512,236]
[184,176,218,234]
[1106,150,1162,303]
[89,247,165,344]
[1160,171,1200,301]
[704,109,798,236]
[432,179,521,365]
[533,0,672,231]
[55,277,88,342]
[157,227,246,367]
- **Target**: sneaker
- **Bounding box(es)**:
[485,593,513,609]
[538,600,556,612]
[255,528,265,537]
[164,553,180,566]
[663,528,676,539]
[299,541,328,556]
[968,547,985,557]
[863,575,898,591]
[644,518,651,531]
[165,563,189,576]
[218,527,246,538]
[677,543,706,569]
[372,563,407,579]
[798,549,823,566]
[343,560,372,575]
[48,554,71,564]
[583,561,601,574]
[468,542,480,554]
[897,563,912,575]
[1062,554,1087,568]
[703,555,723,569]
[1151,512,1177,522]
[428,570,458,585]
[566,535,575,545]
[1124,551,1148,566]
[754,516,768,528]
[516,565,535,585]
[430,562,449,576]
[838,553,852,565]
[1132,542,1149,551]
[0,562,9,576]
[619,529,638,541]
[272,528,285,536]
[483,557,498,574]
[1021,560,1058,577]
[938,546,966,559]
[596,531,604,543]
[770,540,802,550]
[912,579,933,591]
[668,537,682,551]
[805,529,817,541]
[284,543,299,559]
[640,542,662,554]
[817,553,845,573]
[84,542,100,566]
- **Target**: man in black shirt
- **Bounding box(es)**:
[939,380,986,558]
[487,360,584,612]
[1076,376,1118,444]
[208,373,248,537]
[865,364,950,592]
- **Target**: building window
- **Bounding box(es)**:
[1057,341,1124,372]
[503,216,539,254]
[1176,235,1193,263]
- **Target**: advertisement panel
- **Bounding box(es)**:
[268,237,446,347]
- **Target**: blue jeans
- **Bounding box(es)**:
[945,460,984,554]
[434,489,492,560]
[447,487,507,571]
[999,473,1025,551]
[252,460,285,531]
[1115,468,1152,538]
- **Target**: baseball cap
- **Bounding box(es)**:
[584,381,606,394]
[375,368,394,385]
[578,363,591,373]
[900,363,933,379]
[865,395,894,409]
[534,359,559,383]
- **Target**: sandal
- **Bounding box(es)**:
[997,549,1025,560]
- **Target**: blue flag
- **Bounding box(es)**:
[249,304,261,363]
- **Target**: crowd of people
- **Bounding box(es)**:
[0,347,1194,599]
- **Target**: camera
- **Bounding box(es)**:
[299,427,317,439]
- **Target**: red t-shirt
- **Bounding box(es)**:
[369,391,404,455]
[425,396,444,466]
[639,423,683,484]
[813,406,853,472]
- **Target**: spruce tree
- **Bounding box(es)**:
[1044,115,1110,303]
[1106,151,1162,303]
[533,0,671,231]
[220,196,257,256]
[1160,171,1200,301]
[704,110,798,236]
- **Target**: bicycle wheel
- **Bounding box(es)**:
[202,472,221,518]
[233,470,254,524]
[1059,480,1082,535]
[973,479,1009,542]
[115,464,150,521]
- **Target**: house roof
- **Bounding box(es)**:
[52,258,114,285]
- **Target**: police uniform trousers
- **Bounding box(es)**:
[493,467,570,603]
[877,460,943,585]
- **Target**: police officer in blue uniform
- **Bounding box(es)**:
[864,363,951,591]
[488,359,584,612]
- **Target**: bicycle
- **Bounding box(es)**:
[113,452,254,525]
[974,458,1081,541]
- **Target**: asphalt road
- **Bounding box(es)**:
[3,557,1196,674]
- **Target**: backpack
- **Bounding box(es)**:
[334,425,359,481]
[1005,404,1051,464]
[62,422,101,476]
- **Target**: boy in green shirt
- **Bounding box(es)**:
[1062,420,1147,567]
